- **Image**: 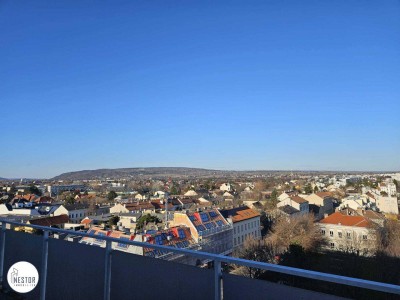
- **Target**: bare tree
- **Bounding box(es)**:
[376,219,400,257]
[232,237,279,278]
[266,214,327,252]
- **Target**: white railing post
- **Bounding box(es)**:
[214,259,222,300]
[0,223,6,288]
[103,240,112,300]
[40,230,49,300]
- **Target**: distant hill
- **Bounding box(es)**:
[51,167,387,181]
[51,167,228,180]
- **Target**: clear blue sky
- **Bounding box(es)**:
[1,1,399,178]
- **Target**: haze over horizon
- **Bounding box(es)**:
[1,1,399,178]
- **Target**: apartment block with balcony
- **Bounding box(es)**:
[171,209,233,256]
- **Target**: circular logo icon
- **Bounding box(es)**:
[7,261,39,293]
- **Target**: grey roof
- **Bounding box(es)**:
[64,203,90,211]
[279,205,300,215]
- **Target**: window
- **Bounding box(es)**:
[241,224,243,232]
[330,230,334,237]
[321,229,325,235]
[363,235,367,240]
[234,227,236,234]
[245,224,247,230]
[338,232,342,238]
[347,232,351,239]
[234,238,236,246]
[330,242,335,249]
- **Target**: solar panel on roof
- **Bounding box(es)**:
[200,213,209,222]
[209,211,218,218]
[196,225,206,231]
[189,215,196,221]
[205,223,213,230]
[178,228,186,239]
[216,220,224,227]
[155,235,163,245]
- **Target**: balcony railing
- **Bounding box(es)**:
[0,218,399,300]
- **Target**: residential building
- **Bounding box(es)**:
[300,192,334,219]
[26,214,69,231]
[80,225,199,265]
[220,206,261,249]
[277,196,309,215]
[171,209,233,256]
[53,203,90,224]
[47,184,87,196]
[220,183,233,192]
[318,211,376,256]
[378,181,397,196]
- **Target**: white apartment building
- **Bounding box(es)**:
[220,206,261,249]
[220,183,233,192]
[54,203,90,224]
[319,211,376,256]
[277,195,309,215]
[379,181,397,196]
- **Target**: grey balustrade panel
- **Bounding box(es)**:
[111,250,214,300]
[222,273,347,300]
[2,229,42,300]
[46,238,105,300]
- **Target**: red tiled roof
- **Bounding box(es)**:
[316,192,333,199]
[220,207,260,223]
[319,212,369,227]
[28,214,69,227]
[81,218,93,225]
[290,196,308,204]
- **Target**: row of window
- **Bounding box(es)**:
[329,242,369,253]
[234,231,259,246]
[233,219,260,234]
[321,229,367,240]
[69,212,87,219]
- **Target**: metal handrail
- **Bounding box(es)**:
[0,218,400,299]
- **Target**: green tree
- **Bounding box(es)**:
[170,185,180,195]
[304,183,313,194]
[107,191,118,201]
[28,184,42,196]
[393,179,398,189]
[136,214,161,230]
[108,216,120,228]
[270,189,278,201]
[65,195,75,205]
[313,185,319,193]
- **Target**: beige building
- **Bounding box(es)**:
[318,211,376,256]
[220,206,261,249]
